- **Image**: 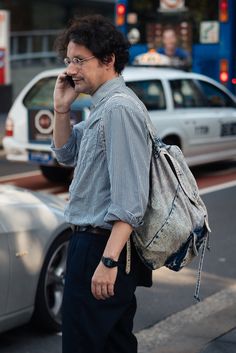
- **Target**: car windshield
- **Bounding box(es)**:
[23,77,91,109]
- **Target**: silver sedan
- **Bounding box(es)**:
[0,185,71,333]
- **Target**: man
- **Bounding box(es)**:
[52,15,152,353]
[157,28,191,67]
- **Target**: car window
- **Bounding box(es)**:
[170,79,205,108]
[23,77,91,109]
[126,80,166,110]
[196,80,236,108]
[23,77,56,108]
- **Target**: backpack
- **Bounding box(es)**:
[106,93,211,300]
[132,107,211,301]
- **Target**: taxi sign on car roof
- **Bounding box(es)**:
[133,49,171,66]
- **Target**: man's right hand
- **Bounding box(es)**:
[53,72,79,112]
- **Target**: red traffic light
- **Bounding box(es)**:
[117,4,126,16]
[219,59,229,83]
[219,0,228,22]
[116,3,126,26]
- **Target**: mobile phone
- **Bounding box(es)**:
[65,75,75,88]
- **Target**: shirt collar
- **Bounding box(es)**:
[91,76,126,109]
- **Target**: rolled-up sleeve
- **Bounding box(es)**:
[103,104,151,228]
[51,121,85,166]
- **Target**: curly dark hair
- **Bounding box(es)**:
[55,14,130,74]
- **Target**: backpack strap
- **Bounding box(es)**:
[103,92,157,142]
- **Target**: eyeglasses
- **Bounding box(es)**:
[64,55,95,67]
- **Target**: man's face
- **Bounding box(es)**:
[65,41,112,95]
[163,30,177,51]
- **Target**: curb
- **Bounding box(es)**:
[136,284,236,353]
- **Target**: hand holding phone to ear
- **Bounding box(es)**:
[54,72,78,112]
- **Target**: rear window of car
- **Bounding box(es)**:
[23,77,56,108]
[126,80,166,110]
[170,79,206,108]
[23,77,91,109]
[196,80,236,108]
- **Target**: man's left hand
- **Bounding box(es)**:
[91,262,118,300]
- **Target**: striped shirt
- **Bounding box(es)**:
[52,75,152,229]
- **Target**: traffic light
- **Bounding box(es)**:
[116,3,126,27]
[219,0,228,22]
[219,59,229,83]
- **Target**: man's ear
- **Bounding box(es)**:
[104,54,115,69]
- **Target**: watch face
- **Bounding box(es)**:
[106,258,114,267]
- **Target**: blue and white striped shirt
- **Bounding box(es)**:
[52,76,152,229]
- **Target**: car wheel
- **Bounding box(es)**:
[40,165,73,183]
[162,135,181,148]
[32,230,71,332]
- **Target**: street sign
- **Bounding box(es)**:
[200,21,219,44]
[0,10,10,84]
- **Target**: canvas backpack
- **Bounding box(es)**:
[133,131,211,299]
[106,93,211,300]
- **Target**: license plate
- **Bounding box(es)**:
[221,122,236,136]
[28,151,53,164]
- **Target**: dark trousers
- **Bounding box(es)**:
[62,231,141,353]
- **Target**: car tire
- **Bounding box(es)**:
[162,135,181,148]
[32,230,71,332]
[40,165,73,183]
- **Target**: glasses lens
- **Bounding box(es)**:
[73,58,82,65]
[64,58,70,66]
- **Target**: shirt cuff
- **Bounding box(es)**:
[51,132,75,164]
[104,204,144,229]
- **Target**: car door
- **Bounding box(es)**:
[195,79,236,155]
[168,78,232,162]
[5,202,42,313]
[0,222,10,317]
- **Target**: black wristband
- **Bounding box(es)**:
[101,256,119,268]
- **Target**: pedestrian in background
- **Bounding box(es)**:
[52,14,152,353]
[157,27,191,67]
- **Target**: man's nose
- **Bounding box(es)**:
[66,62,80,75]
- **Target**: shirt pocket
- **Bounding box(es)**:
[78,128,97,166]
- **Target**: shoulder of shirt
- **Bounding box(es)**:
[102,89,149,132]
[104,89,144,113]
[175,47,189,58]
[157,48,165,54]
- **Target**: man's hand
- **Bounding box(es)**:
[53,72,79,111]
[91,262,118,300]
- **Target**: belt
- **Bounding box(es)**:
[71,225,111,236]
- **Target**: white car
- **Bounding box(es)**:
[3,66,236,182]
[0,185,71,333]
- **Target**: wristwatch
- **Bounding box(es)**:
[101,256,119,268]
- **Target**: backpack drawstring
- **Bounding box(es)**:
[194,232,210,301]
[125,238,131,274]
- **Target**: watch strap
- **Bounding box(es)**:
[101,256,119,268]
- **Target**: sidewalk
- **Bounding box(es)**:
[136,284,236,353]
[200,328,236,353]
